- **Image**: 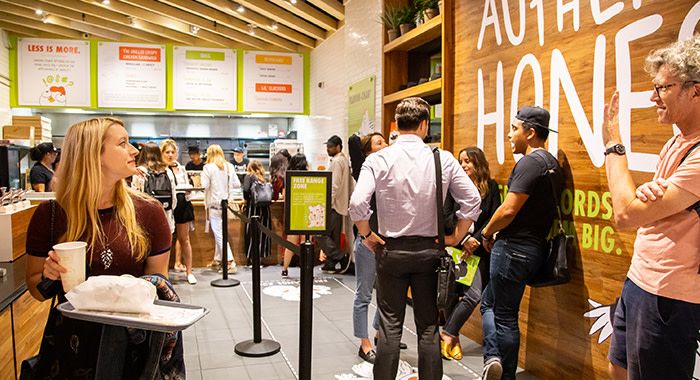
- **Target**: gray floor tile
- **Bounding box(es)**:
[201,366,249,380]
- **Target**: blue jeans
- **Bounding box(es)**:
[480,239,545,380]
[353,238,380,339]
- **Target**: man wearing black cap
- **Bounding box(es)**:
[478,106,563,380]
[185,146,205,171]
[318,134,352,273]
[231,147,249,173]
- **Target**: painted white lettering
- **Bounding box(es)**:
[679,1,700,41]
[502,0,526,45]
[615,15,663,173]
[478,63,505,164]
[590,0,623,25]
[557,0,580,32]
[530,0,545,46]
[478,0,503,50]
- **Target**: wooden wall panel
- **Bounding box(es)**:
[450,1,698,378]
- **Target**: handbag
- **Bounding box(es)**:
[433,148,458,310]
[527,151,574,287]
[251,180,273,206]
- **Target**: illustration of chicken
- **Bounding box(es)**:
[39,86,67,106]
[584,298,700,379]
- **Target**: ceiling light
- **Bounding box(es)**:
[270,21,278,30]
[237,5,245,13]
[101,0,110,5]
[190,25,200,35]
[35,9,43,16]
[290,0,297,4]
[127,16,135,25]
[41,14,49,23]
[247,24,257,36]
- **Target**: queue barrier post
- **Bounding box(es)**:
[211,199,240,288]
[235,214,281,357]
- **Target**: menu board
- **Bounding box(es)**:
[17,38,91,107]
[173,47,237,111]
[243,51,304,113]
[97,42,166,109]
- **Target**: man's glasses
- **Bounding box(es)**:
[653,80,700,97]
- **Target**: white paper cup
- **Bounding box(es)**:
[53,241,87,292]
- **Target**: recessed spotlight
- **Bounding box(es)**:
[127,16,135,25]
[290,0,297,4]
[101,0,110,5]
[270,21,278,30]
[41,14,49,23]
[237,5,245,13]
[248,24,257,36]
[35,9,43,15]
[190,25,200,35]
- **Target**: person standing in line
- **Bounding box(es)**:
[478,106,563,380]
[602,36,700,380]
[440,147,501,361]
[350,97,482,380]
[202,144,240,273]
[185,146,205,171]
[132,143,178,234]
[161,139,197,285]
[281,153,308,277]
[29,142,59,192]
[319,135,352,274]
[242,160,272,266]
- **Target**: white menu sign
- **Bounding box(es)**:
[173,47,237,111]
[243,51,304,113]
[97,42,166,108]
[17,38,91,107]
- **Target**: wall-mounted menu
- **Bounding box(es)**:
[17,38,91,107]
[173,47,237,111]
[243,51,303,113]
[97,42,166,109]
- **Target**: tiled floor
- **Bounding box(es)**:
[171,265,538,380]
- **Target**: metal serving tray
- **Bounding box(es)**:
[57,300,209,333]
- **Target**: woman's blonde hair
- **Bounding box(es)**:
[247,160,266,182]
[55,117,150,262]
[160,138,178,159]
[206,144,227,170]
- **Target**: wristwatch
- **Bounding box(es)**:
[604,144,626,156]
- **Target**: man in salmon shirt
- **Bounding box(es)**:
[603,35,700,380]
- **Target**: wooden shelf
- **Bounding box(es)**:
[383,78,441,104]
[383,15,442,53]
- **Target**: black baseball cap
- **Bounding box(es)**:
[232,147,244,153]
[515,106,557,133]
[187,146,200,154]
[325,135,342,147]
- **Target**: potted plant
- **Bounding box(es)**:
[380,4,401,42]
[398,4,416,35]
[415,0,440,22]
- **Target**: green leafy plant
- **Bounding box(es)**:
[397,4,417,25]
[380,4,402,30]
[414,0,439,11]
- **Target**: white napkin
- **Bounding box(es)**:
[65,275,156,314]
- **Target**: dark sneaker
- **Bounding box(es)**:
[281,269,288,277]
[321,262,337,273]
[482,357,503,380]
[358,347,376,364]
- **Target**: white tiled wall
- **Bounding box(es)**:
[0,30,12,126]
[291,0,383,170]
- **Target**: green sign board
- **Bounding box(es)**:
[285,171,332,235]
[347,76,376,136]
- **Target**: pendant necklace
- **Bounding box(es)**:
[98,217,119,270]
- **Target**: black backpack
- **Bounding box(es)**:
[144,170,173,210]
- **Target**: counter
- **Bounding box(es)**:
[0,255,28,312]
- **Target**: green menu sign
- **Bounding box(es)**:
[285,171,331,235]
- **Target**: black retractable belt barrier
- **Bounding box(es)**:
[235,215,281,357]
[298,236,314,380]
[211,199,240,288]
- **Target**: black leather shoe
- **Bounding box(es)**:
[375,337,408,350]
[358,347,376,364]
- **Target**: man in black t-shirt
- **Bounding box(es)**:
[185,146,205,171]
[478,106,563,380]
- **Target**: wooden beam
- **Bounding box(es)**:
[53,0,198,45]
[0,22,41,37]
[159,0,298,51]
[19,0,165,42]
[269,0,338,31]
[0,13,85,39]
[234,0,327,40]
[118,0,266,49]
[307,0,344,21]
[195,0,316,49]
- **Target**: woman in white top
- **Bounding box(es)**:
[201,144,240,273]
[161,139,197,285]
[132,142,177,233]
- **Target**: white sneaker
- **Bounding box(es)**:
[482,358,503,380]
[187,274,197,285]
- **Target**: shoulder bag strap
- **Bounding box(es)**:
[433,148,445,249]
[532,150,564,234]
